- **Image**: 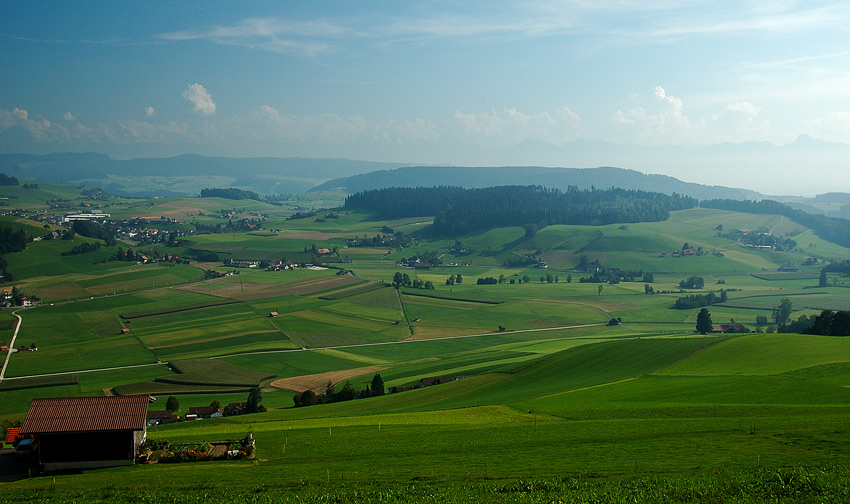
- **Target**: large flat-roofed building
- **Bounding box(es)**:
[20,395,149,471]
[63,212,110,223]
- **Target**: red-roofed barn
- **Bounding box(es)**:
[20,395,149,471]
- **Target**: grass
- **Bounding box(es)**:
[2,198,850,502]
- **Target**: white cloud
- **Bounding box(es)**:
[707,101,772,142]
[182,83,216,116]
[145,106,156,117]
[247,105,440,146]
[451,107,581,145]
[725,102,760,116]
[803,111,850,142]
[0,107,55,139]
[63,112,77,121]
[112,120,191,144]
[613,86,702,144]
[159,18,339,57]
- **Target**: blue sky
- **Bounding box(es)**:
[2,1,850,194]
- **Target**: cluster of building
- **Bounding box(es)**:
[145,402,249,426]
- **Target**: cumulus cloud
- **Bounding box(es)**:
[803,110,850,141]
[145,106,156,117]
[708,100,771,142]
[0,107,55,139]
[63,112,77,121]
[182,83,216,115]
[613,86,702,144]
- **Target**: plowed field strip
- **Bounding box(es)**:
[270,365,387,392]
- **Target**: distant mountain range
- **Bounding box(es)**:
[1,152,849,219]
[0,153,403,197]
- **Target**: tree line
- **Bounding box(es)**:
[345,186,698,236]
[200,188,260,200]
[701,198,850,248]
[674,290,727,310]
[0,173,19,186]
[0,227,28,254]
[71,220,116,245]
[293,374,385,407]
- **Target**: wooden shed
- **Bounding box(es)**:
[20,395,149,471]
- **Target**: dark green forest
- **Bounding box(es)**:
[200,188,260,200]
[345,186,697,236]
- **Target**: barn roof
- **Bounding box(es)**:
[20,395,149,435]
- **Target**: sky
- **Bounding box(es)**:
[2,1,850,195]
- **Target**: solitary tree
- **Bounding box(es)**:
[598,284,604,296]
[371,373,385,396]
[819,270,828,288]
[246,387,263,413]
[696,308,713,334]
[165,396,180,412]
[773,298,793,325]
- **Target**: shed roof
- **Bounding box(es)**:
[5,427,21,444]
[21,395,149,435]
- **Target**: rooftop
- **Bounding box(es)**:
[21,395,149,434]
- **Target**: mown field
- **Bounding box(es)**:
[1,185,850,501]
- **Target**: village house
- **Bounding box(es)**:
[146,410,178,426]
[188,406,222,419]
[419,376,455,387]
[712,323,747,334]
[225,402,248,416]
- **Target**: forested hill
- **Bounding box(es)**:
[702,199,850,248]
[345,186,698,236]
[313,166,761,201]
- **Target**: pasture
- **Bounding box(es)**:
[2,192,850,502]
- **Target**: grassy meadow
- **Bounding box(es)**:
[1,186,849,502]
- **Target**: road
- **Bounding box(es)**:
[0,310,23,383]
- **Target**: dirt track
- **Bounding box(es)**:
[269,365,386,393]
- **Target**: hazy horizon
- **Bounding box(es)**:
[2,1,850,195]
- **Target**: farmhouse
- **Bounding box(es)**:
[225,401,248,416]
[146,410,177,426]
[188,406,223,419]
[20,395,149,471]
[419,376,455,387]
[712,323,747,334]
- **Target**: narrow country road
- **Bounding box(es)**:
[0,309,23,383]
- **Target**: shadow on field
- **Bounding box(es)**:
[0,449,38,482]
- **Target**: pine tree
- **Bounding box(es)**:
[696,308,713,334]
[371,373,385,396]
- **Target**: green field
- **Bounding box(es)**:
[1,185,850,502]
